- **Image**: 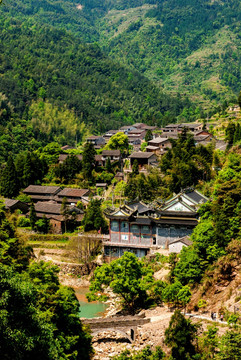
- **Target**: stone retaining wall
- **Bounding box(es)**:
[83,315,150,329]
[56,261,98,276]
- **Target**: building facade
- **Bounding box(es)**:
[104,190,208,260]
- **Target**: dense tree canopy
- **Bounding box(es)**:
[0,201,93,359]
[82,199,108,233]
[175,151,241,285]
[165,310,199,360]
[160,129,213,193]
[87,252,154,313]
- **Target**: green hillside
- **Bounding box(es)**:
[2,0,241,108]
[0,0,98,41]
[98,0,241,107]
[0,17,193,160]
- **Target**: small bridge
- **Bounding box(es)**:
[82,315,150,343]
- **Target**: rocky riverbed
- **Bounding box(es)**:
[91,307,172,360]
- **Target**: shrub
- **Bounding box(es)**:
[17,216,30,227]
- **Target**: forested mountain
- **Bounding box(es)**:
[98,0,241,107]
[2,0,241,108]
[0,16,193,158]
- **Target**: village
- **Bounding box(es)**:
[3,119,228,261]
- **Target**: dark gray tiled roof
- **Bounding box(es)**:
[169,236,192,246]
[129,152,156,159]
[58,154,83,162]
[57,188,89,198]
[184,190,208,204]
[23,185,62,195]
[5,199,19,207]
[102,150,121,156]
[127,201,150,214]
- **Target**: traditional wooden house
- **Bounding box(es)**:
[128,152,157,169]
[55,188,90,205]
[58,154,83,164]
[132,123,146,129]
[101,150,121,166]
[103,189,207,260]
[141,125,158,131]
[180,123,203,132]
[103,130,119,142]
[162,124,180,133]
[194,135,213,144]
[127,136,142,146]
[23,185,62,202]
[4,199,29,214]
[162,123,203,134]
[28,201,84,234]
[104,202,155,259]
[160,132,179,140]
[119,125,137,134]
[147,137,172,155]
[86,136,106,149]
[128,128,146,140]
[95,154,104,167]
[145,145,160,154]
[194,130,214,137]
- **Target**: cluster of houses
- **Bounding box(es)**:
[3,121,221,257]
[86,121,225,153]
[5,185,92,234]
[57,122,226,183]
[103,189,209,260]
[4,184,209,259]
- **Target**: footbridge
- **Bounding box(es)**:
[82,315,150,343]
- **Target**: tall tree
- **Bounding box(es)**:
[29,202,37,230]
[165,310,199,360]
[131,159,139,176]
[82,142,96,183]
[0,201,31,270]
[0,155,19,198]
[82,199,108,233]
[105,132,129,155]
[217,330,241,360]
[225,122,236,147]
[55,155,82,183]
[145,129,153,143]
[105,157,112,173]
[61,197,69,233]
[238,91,241,108]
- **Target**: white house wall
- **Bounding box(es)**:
[165,202,193,212]
[169,242,188,253]
[156,226,193,248]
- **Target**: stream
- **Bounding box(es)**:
[75,287,108,319]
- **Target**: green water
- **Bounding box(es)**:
[75,287,108,319]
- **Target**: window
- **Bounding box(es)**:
[111,220,119,232]
[104,247,110,256]
[141,225,150,234]
[131,224,139,233]
[121,221,128,232]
